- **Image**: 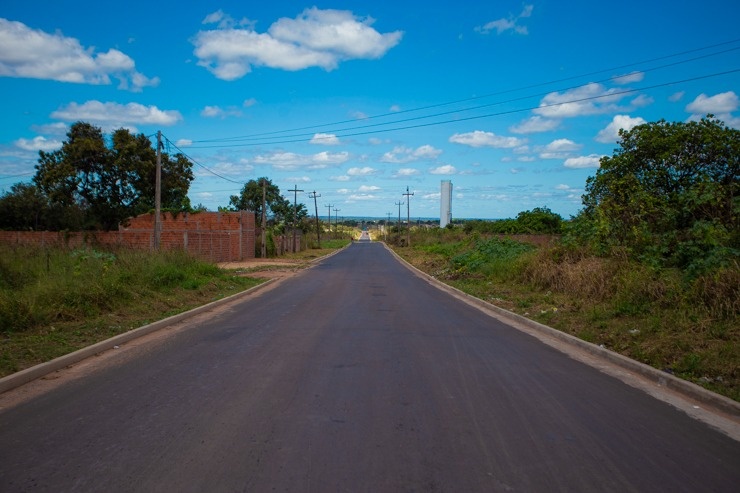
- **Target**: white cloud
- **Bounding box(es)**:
[510,116,560,134]
[381,144,442,163]
[14,136,62,152]
[243,98,257,107]
[539,139,581,159]
[686,91,738,114]
[330,175,350,182]
[192,7,403,80]
[430,165,457,175]
[286,176,311,183]
[0,18,158,91]
[310,133,340,145]
[669,91,685,102]
[176,139,193,147]
[449,130,524,148]
[595,114,646,143]
[50,101,182,129]
[358,185,380,192]
[534,83,629,118]
[394,168,420,177]
[253,150,349,170]
[613,71,644,84]
[564,154,604,169]
[389,105,401,112]
[476,5,534,35]
[347,166,376,176]
[201,105,242,118]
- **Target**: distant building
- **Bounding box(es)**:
[440,180,452,228]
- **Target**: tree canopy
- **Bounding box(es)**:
[579,115,739,272]
[228,178,308,230]
[0,122,194,231]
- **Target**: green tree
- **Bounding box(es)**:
[229,177,282,225]
[581,115,739,271]
[0,183,50,230]
[32,122,194,230]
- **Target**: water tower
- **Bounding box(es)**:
[440,180,452,228]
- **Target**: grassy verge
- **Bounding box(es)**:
[0,246,265,377]
[392,234,739,402]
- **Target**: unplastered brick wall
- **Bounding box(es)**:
[0,211,256,263]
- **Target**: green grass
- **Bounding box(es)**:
[0,245,264,377]
[393,231,739,402]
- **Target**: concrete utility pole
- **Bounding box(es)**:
[386,212,392,242]
[403,186,414,247]
[325,204,333,239]
[395,200,404,244]
[261,179,267,258]
[309,191,321,248]
[289,185,304,253]
[154,131,162,250]
[333,208,340,239]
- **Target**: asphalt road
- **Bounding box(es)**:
[1,242,738,492]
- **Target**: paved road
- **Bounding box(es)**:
[1,242,738,492]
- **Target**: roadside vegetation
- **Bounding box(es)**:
[394,117,739,401]
[0,246,264,377]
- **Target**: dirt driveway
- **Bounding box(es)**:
[217,258,308,280]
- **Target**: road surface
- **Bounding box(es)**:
[0,242,738,492]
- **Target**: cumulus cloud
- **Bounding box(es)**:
[612,71,644,84]
[192,7,403,80]
[539,139,581,159]
[595,114,646,143]
[0,18,158,91]
[564,154,604,169]
[449,130,524,148]
[201,105,242,118]
[50,101,182,130]
[534,83,630,118]
[393,168,420,177]
[253,150,349,170]
[510,116,560,134]
[430,165,457,175]
[381,144,442,163]
[14,135,62,152]
[310,133,340,145]
[475,5,534,35]
[358,185,380,192]
[347,166,376,176]
[686,91,738,115]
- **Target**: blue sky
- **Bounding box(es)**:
[1,1,739,220]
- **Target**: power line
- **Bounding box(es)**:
[186,68,740,149]
[162,136,243,184]
[188,38,740,145]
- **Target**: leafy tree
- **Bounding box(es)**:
[229,177,282,225]
[581,115,739,271]
[31,122,194,230]
[0,183,49,230]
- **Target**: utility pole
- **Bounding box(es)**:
[309,191,321,248]
[261,178,267,258]
[154,130,162,250]
[395,200,404,244]
[288,185,304,253]
[403,186,414,247]
[325,204,333,239]
[333,208,340,239]
[386,212,392,242]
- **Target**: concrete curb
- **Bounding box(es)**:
[384,243,740,419]
[0,278,278,395]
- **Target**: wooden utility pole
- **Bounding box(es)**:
[288,185,304,253]
[309,191,321,248]
[403,186,414,247]
[333,208,340,239]
[154,131,162,250]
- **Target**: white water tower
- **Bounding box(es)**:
[440,180,452,228]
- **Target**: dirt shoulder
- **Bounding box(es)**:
[217,258,309,280]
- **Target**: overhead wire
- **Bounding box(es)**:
[189,38,740,145]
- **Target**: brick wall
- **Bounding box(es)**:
[0,211,256,262]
